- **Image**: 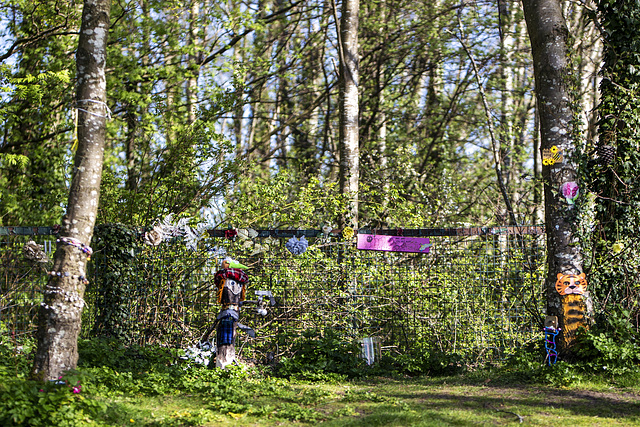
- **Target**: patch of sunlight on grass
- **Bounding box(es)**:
[100,377,640,426]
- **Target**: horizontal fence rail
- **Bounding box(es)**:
[1,225,546,364]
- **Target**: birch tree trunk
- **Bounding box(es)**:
[521,0,591,357]
[186,0,200,125]
[338,0,359,229]
[31,0,111,381]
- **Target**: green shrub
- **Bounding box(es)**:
[78,338,178,372]
[0,370,106,426]
[275,329,367,379]
[394,342,465,376]
[576,309,640,375]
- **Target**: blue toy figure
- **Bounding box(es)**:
[544,326,560,366]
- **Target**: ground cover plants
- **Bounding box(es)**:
[1,332,640,426]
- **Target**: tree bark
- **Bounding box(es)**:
[186,0,200,125]
[522,0,591,357]
[31,0,111,381]
[337,0,360,229]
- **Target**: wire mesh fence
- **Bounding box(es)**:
[1,225,546,364]
[0,229,57,341]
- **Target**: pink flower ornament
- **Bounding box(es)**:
[560,181,579,205]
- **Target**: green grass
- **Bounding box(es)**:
[3,338,640,426]
[90,375,640,426]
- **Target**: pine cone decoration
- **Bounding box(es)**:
[23,240,50,263]
[597,144,615,166]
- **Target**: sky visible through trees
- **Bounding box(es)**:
[2,0,596,229]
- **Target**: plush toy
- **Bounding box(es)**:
[286,236,308,255]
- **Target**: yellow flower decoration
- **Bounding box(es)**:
[550,145,559,153]
[342,226,355,240]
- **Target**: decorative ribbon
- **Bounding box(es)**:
[75,99,112,119]
[57,236,93,259]
[47,270,89,285]
[43,284,85,304]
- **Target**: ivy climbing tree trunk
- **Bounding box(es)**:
[31,0,111,381]
[590,0,640,318]
[522,0,592,358]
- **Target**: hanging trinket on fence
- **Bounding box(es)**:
[286,236,308,255]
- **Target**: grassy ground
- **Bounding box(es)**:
[4,338,640,426]
[101,375,640,426]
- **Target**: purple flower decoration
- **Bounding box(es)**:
[286,236,308,255]
[560,181,579,204]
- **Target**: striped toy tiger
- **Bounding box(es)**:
[555,272,587,295]
[555,272,589,351]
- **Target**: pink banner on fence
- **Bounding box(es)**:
[357,234,432,254]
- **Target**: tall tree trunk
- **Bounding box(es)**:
[31,0,111,381]
[564,0,601,147]
[186,0,201,125]
[338,0,359,229]
[533,107,544,224]
[522,0,591,358]
[499,1,515,222]
[123,0,151,195]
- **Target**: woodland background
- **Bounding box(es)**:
[1,0,599,228]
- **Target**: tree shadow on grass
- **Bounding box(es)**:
[319,404,484,427]
[385,385,640,421]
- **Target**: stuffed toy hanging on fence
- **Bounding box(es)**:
[286,236,308,255]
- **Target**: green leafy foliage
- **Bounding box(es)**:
[394,343,465,376]
[576,309,640,375]
[97,121,239,225]
[497,315,640,388]
[0,2,78,226]
[0,370,107,427]
[90,225,142,341]
[226,168,351,229]
[3,333,640,425]
[0,69,70,106]
[275,329,368,379]
[586,0,640,324]
[78,338,177,373]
